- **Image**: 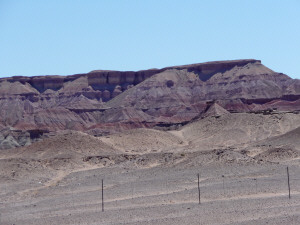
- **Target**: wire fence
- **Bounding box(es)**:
[1,166,299,224]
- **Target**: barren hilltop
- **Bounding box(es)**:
[0,59,300,224]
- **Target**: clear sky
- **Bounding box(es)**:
[0,0,299,79]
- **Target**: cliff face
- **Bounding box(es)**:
[0,59,299,149]
[1,59,260,98]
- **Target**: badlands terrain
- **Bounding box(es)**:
[0,59,300,224]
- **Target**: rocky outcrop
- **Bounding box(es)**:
[0,128,48,150]
[0,59,299,148]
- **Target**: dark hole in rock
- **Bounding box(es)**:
[166,80,174,88]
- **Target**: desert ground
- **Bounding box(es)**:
[1,112,300,225]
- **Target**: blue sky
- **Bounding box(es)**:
[0,0,299,79]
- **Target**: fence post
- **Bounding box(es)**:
[197,173,201,204]
[102,179,104,211]
[287,167,291,199]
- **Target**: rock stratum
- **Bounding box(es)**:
[0,59,299,149]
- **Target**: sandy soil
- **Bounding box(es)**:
[0,112,300,224]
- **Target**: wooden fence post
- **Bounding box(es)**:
[102,179,104,211]
[287,167,291,199]
[197,173,201,204]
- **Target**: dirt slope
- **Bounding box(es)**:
[176,112,300,150]
[99,128,185,154]
[8,131,118,160]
